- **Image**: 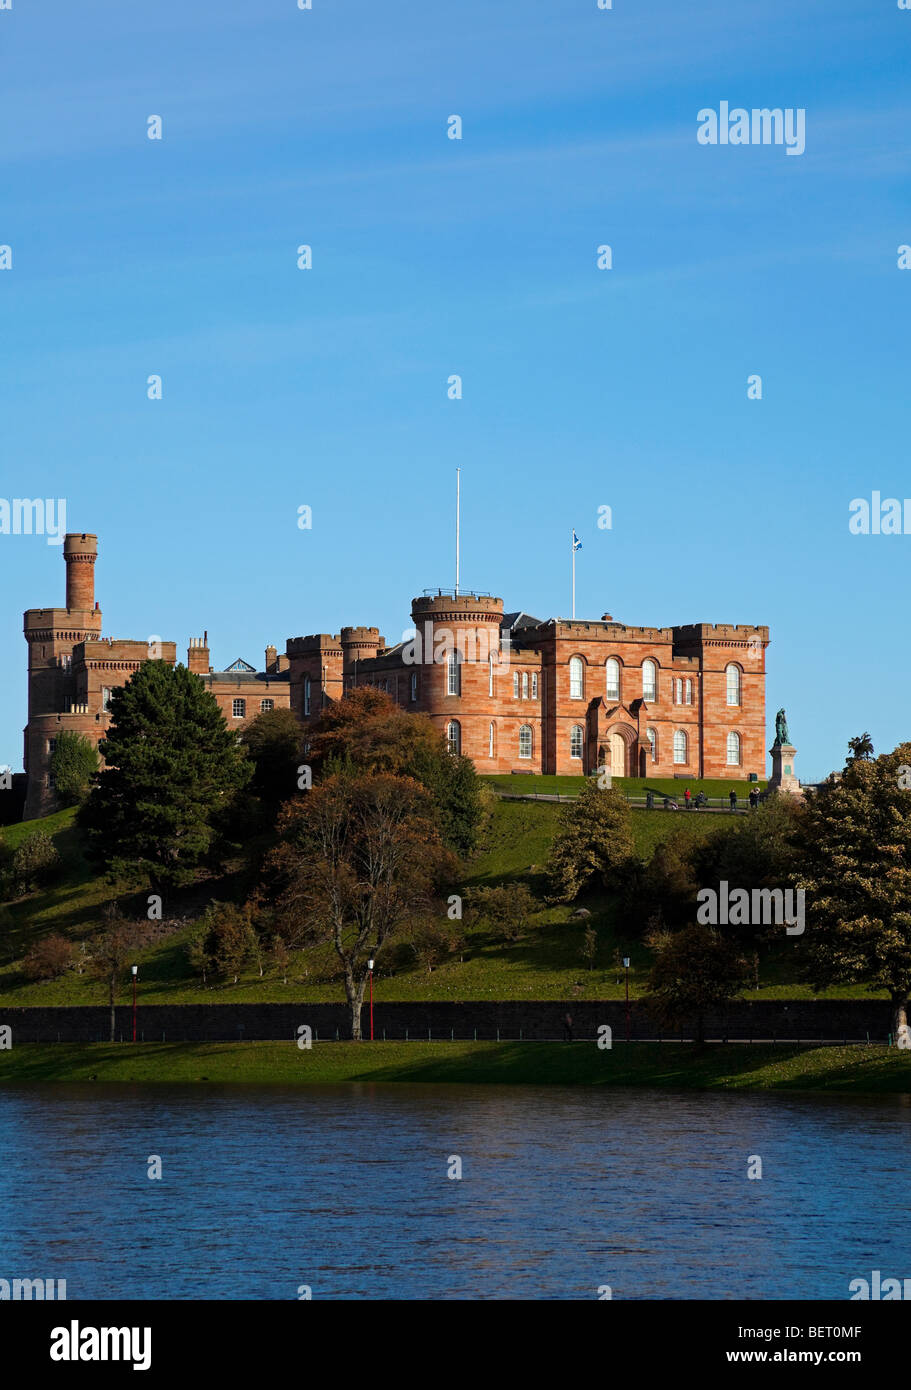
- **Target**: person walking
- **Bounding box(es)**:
[684,787,691,810]
[729,789,738,811]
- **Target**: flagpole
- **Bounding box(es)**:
[572,529,575,620]
[456,468,460,596]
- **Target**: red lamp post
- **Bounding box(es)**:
[131,964,138,1043]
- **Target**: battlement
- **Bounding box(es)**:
[286,634,343,657]
[411,593,504,625]
[674,623,770,643]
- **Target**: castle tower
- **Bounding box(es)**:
[64,532,98,610]
[286,634,344,723]
[22,532,104,817]
[341,626,385,682]
[409,592,505,760]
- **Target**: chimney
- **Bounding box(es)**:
[265,644,277,673]
[187,636,210,674]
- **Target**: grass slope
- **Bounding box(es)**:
[0,798,881,1008]
[1,1041,908,1094]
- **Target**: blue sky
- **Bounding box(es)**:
[1,0,908,782]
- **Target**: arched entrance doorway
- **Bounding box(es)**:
[608,731,626,778]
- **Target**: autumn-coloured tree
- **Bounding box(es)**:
[308,688,481,854]
[260,771,456,1038]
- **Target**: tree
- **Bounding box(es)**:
[22,933,75,981]
[847,732,875,764]
[49,731,99,806]
[799,742,911,1037]
[194,901,259,984]
[581,923,598,971]
[11,831,61,894]
[239,707,303,807]
[89,906,152,1042]
[308,688,482,854]
[261,771,456,1039]
[79,661,252,888]
[545,784,635,903]
[464,883,536,941]
[645,924,750,1045]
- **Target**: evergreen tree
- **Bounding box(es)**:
[79,662,251,887]
[238,707,303,807]
[799,741,911,1037]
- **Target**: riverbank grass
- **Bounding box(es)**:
[2,1041,909,1093]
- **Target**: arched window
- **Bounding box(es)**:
[605,658,620,701]
[522,672,529,699]
[447,649,461,697]
[102,686,113,712]
[643,659,657,703]
[488,722,495,758]
[410,671,418,702]
[303,676,311,716]
[647,728,657,763]
[488,656,494,697]
[513,671,520,699]
[726,731,741,765]
[726,664,741,706]
[570,725,584,760]
[673,729,687,765]
[447,720,461,755]
[685,678,693,705]
[569,656,584,700]
[519,724,533,759]
[675,677,682,704]
[531,672,538,699]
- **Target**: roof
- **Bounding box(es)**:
[500,611,543,632]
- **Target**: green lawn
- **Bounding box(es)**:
[2,1040,908,1094]
[483,774,767,798]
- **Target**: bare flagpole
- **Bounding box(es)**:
[456,467,461,596]
[572,528,576,619]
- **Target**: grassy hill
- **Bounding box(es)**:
[0,793,881,1009]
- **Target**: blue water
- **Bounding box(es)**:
[1,1084,908,1299]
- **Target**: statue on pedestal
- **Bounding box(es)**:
[774,708,790,747]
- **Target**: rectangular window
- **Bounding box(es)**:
[47,739,56,754]
[521,672,528,699]
[410,672,418,702]
[260,699,274,712]
[513,672,519,699]
[232,698,246,718]
[531,673,538,700]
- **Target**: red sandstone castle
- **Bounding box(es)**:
[22,533,769,818]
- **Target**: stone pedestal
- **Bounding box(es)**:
[767,743,803,797]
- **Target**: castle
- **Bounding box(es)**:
[22,533,769,818]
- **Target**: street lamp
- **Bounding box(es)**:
[622,957,631,1043]
[367,959,375,1041]
[131,965,138,1043]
